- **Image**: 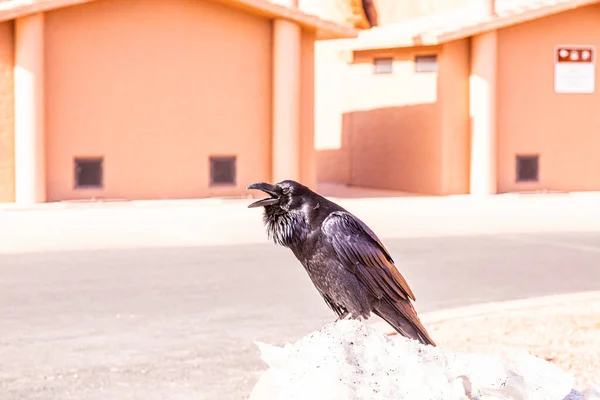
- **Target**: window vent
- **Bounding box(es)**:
[415,54,438,73]
[373,57,393,74]
[210,156,237,186]
[74,157,103,188]
[516,154,539,182]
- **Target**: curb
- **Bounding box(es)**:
[371,291,600,334]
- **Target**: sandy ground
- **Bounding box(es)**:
[422,294,600,391]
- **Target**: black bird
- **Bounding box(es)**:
[247,180,435,346]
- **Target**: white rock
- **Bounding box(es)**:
[249,320,597,400]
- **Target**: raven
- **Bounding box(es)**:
[247,180,435,346]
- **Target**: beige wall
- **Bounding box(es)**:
[316,42,470,195]
[438,38,470,195]
[0,21,14,202]
[298,0,480,27]
[372,0,472,25]
[44,0,274,201]
[317,4,600,195]
[298,0,370,29]
[314,40,352,184]
[348,47,441,194]
[497,4,600,193]
[300,29,317,190]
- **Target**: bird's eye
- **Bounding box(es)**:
[281,187,290,195]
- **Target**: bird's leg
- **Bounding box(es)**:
[335,311,350,322]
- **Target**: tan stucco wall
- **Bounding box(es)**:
[298,0,370,29]
[0,21,14,203]
[44,0,273,201]
[314,40,352,184]
[438,38,470,195]
[348,47,441,194]
[316,43,471,195]
[371,0,472,25]
[300,29,317,190]
[497,4,600,193]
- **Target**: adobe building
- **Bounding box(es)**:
[315,0,600,195]
[0,0,356,205]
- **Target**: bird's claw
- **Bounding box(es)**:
[335,312,350,322]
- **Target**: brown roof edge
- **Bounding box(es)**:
[0,0,359,40]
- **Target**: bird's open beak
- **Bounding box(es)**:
[246,182,281,208]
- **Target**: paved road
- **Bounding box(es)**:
[2,229,600,399]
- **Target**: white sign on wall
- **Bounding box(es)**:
[554,46,595,94]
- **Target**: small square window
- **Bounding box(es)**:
[210,156,236,186]
[74,157,103,188]
[516,154,539,182]
[415,54,438,73]
[373,57,393,74]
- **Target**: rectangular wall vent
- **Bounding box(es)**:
[74,157,103,188]
[516,154,539,182]
[210,155,237,186]
[415,54,438,73]
[373,57,393,74]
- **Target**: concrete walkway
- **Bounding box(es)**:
[2,189,600,254]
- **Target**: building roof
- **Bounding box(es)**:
[0,0,358,40]
[340,0,600,51]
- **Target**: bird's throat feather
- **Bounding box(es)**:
[263,209,309,247]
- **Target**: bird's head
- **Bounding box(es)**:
[247,180,336,246]
[247,180,317,246]
[246,180,310,214]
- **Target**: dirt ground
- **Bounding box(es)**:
[426,298,600,392]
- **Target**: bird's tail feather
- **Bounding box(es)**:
[372,299,436,346]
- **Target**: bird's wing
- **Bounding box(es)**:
[321,211,416,301]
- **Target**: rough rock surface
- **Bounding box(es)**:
[249,320,599,400]
[425,297,600,392]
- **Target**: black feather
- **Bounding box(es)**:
[250,180,435,346]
